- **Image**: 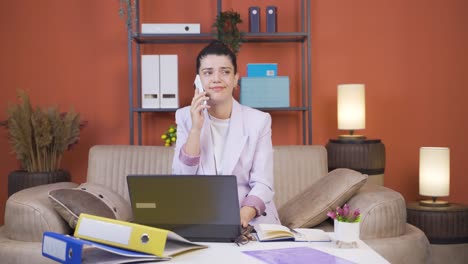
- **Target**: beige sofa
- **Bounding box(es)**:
[0,145,431,263]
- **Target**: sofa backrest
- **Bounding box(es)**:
[272,145,328,208]
[87,145,328,208]
[87,145,174,201]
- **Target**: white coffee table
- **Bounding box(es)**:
[169,233,389,263]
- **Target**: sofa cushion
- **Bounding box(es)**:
[278,168,367,228]
[4,182,78,242]
[48,182,132,229]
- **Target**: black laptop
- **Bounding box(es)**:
[126,175,242,242]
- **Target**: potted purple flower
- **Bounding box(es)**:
[327,203,361,223]
[327,204,361,247]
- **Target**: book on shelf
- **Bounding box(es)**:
[42,231,170,264]
[255,223,331,242]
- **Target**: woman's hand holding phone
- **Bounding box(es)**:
[194,74,207,105]
[190,75,209,132]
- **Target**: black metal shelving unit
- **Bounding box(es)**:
[127,0,311,145]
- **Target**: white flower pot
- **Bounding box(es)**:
[334,219,360,243]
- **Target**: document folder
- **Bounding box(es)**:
[74,213,207,257]
[159,55,179,108]
[42,231,167,264]
[141,55,160,108]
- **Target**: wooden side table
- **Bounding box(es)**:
[325,139,386,185]
[406,202,468,244]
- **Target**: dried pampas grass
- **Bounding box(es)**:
[5,90,82,172]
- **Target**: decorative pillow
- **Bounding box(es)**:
[48,182,132,229]
[278,168,368,229]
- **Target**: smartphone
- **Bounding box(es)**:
[193,74,206,105]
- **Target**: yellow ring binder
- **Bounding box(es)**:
[141,234,149,244]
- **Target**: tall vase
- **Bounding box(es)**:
[8,170,70,197]
[334,219,360,248]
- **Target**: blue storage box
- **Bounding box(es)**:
[240,77,289,107]
[247,63,278,77]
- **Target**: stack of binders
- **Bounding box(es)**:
[42,213,207,263]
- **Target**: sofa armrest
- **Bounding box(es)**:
[346,183,407,240]
[4,182,78,242]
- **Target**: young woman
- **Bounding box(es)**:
[172,41,280,227]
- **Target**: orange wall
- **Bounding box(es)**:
[1,0,467,225]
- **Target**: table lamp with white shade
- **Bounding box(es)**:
[327,83,386,185]
[419,147,450,207]
[337,84,366,140]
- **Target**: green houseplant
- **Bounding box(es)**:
[2,91,83,196]
[212,9,244,55]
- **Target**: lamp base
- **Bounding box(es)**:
[419,200,450,207]
[338,134,366,141]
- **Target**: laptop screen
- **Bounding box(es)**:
[127,175,242,242]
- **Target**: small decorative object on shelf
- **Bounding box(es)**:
[327,204,361,248]
[248,6,260,33]
[161,125,177,147]
[266,6,278,33]
[212,9,244,55]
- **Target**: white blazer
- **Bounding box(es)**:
[172,99,280,225]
